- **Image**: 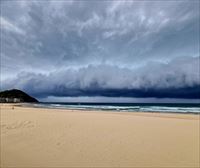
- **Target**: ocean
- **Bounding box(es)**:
[25,102,200,114]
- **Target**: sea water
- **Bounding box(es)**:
[26,102,200,114]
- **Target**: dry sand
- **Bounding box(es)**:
[0,104,199,167]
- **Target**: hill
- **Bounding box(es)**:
[0,89,38,103]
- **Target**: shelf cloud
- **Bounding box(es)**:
[1,0,199,101]
[2,56,199,99]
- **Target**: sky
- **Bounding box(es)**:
[0,0,200,103]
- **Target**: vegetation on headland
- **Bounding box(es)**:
[0,89,38,103]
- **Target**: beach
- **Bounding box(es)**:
[0,104,199,167]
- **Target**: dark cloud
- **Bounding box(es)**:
[1,1,199,101]
[2,56,199,99]
[33,87,200,99]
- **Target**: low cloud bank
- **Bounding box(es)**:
[2,56,200,99]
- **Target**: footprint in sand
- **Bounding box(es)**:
[56,142,61,146]
[1,120,35,134]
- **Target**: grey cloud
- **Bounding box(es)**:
[1,0,199,79]
[2,56,199,99]
[1,1,199,101]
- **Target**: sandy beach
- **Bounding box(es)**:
[0,104,199,167]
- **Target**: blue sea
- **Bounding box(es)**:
[25,102,200,114]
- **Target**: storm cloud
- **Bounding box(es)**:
[2,56,199,99]
[0,0,199,101]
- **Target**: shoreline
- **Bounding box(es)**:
[3,102,200,115]
[1,104,200,167]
